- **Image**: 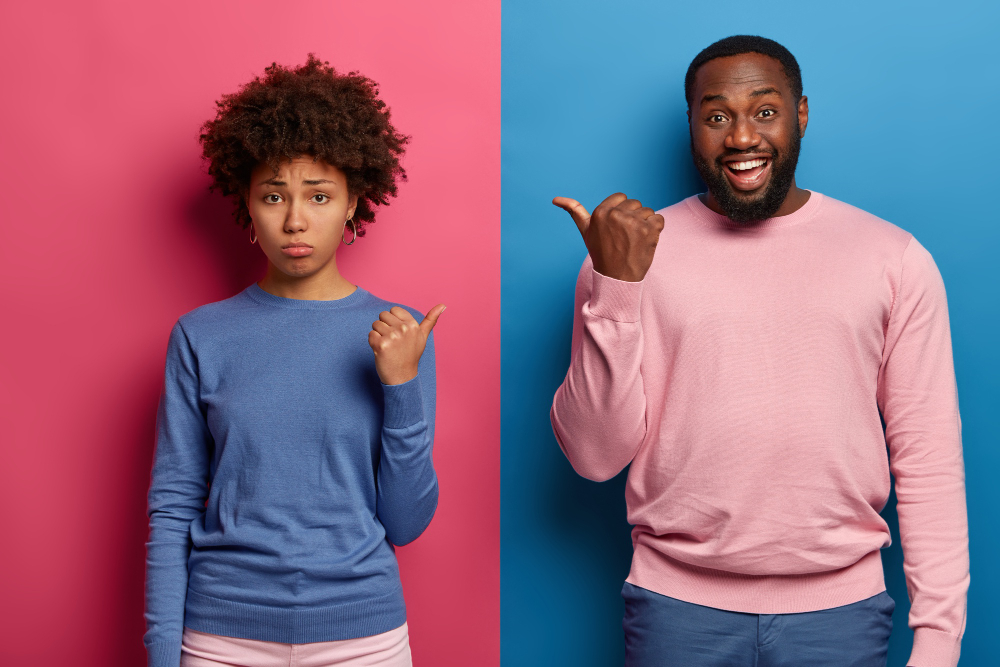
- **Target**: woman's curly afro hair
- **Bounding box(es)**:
[200,54,408,236]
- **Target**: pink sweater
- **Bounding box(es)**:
[551,192,968,666]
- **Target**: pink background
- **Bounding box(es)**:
[0,1,500,665]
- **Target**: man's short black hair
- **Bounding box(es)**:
[685,35,802,106]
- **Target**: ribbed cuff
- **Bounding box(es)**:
[589,269,643,322]
[382,376,425,428]
[146,639,181,667]
[909,627,962,667]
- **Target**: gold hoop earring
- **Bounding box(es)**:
[342,218,357,246]
[249,224,257,245]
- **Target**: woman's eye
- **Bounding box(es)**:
[264,194,281,203]
[312,194,329,203]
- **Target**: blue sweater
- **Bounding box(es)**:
[144,284,438,667]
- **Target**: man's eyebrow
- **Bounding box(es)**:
[701,87,781,105]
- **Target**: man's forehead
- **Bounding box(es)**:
[694,53,789,99]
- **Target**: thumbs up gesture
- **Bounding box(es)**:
[553,193,664,282]
[369,304,445,385]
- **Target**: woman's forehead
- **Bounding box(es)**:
[251,156,346,185]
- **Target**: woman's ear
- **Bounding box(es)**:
[347,194,359,221]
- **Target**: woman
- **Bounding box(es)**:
[144,55,443,667]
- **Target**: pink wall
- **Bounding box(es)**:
[0,1,500,664]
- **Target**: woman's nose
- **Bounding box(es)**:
[284,200,308,232]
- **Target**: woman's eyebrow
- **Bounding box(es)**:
[257,178,336,186]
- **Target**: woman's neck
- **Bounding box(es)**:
[257,261,356,301]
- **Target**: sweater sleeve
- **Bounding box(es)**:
[876,238,969,667]
[376,330,439,546]
[144,322,212,667]
[550,257,648,481]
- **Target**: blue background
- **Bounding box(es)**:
[501,1,998,665]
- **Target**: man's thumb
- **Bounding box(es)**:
[552,197,591,235]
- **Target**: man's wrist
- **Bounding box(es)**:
[588,269,644,323]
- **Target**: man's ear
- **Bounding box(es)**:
[797,95,809,137]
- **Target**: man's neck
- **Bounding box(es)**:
[701,179,811,219]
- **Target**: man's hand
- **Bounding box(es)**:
[553,193,664,282]
[369,305,445,385]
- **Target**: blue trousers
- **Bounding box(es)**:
[622,583,894,667]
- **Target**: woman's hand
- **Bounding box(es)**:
[369,304,445,385]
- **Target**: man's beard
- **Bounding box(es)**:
[691,124,801,224]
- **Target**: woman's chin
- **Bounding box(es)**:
[267,257,324,281]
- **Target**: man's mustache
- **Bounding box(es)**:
[715,149,777,164]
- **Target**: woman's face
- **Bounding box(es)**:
[247,156,358,281]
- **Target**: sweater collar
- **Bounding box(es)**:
[244,282,370,310]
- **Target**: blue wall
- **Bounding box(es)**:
[501,1,998,664]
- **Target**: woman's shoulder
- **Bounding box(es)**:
[362,289,424,321]
[173,286,259,333]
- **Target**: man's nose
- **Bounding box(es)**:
[725,117,761,151]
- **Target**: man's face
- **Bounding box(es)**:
[688,52,808,223]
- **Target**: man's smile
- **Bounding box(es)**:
[721,155,772,192]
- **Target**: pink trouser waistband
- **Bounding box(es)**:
[180,622,411,667]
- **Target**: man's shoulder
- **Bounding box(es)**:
[812,192,913,247]
[655,196,700,220]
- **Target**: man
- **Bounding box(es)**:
[551,35,968,667]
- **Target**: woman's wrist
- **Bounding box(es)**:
[378,364,419,386]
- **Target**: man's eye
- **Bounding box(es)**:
[758,109,775,118]
[264,194,281,203]
[312,194,329,203]
[709,114,726,123]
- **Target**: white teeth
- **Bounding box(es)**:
[729,158,767,171]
